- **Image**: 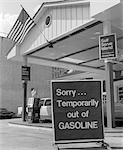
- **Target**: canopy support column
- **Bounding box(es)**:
[103,20,115,128]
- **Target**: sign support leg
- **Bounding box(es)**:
[97,140,112,150]
[53,141,112,150]
[53,143,60,150]
[22,81,27,121]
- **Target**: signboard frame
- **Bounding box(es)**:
[99,33,118,60]
[21,66,31,81]
[51,80,104,144]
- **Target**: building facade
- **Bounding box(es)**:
[0,36,52,113]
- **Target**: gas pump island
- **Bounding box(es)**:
[51,80,111,150]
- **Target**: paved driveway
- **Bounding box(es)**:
[0,119,123,150]
[0,119,54,150]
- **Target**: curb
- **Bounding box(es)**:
[8,122,52,131]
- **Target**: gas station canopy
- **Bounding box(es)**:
[7,0,123,78]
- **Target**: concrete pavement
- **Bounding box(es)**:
[8,118,123,150]
[0,119,54,150]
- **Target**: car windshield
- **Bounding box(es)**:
[45,99,51,106]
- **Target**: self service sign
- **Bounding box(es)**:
[99,33,117,60]
[51,80,104,143]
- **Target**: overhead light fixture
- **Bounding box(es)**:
[90,37,96,40]
[94,32,101,35]
[60,57,83,64]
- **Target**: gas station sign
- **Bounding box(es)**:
[99,33,117,60]
[51,80,104,143]
[21,66,30,81]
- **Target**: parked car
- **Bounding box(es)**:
[39,94,123,126]
[39,98,52,121]
[0,108,15,119]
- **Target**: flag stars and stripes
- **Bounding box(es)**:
[7,8,35,44]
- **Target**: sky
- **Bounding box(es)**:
[0,0,58,37]
[0,0,84,37]
[0,0,118,37]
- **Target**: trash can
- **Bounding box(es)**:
[27,97,40,123]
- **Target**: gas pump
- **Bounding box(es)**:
[27,88,40,123]
[27,97,40,123]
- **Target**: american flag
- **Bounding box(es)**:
[7,8,35,44]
